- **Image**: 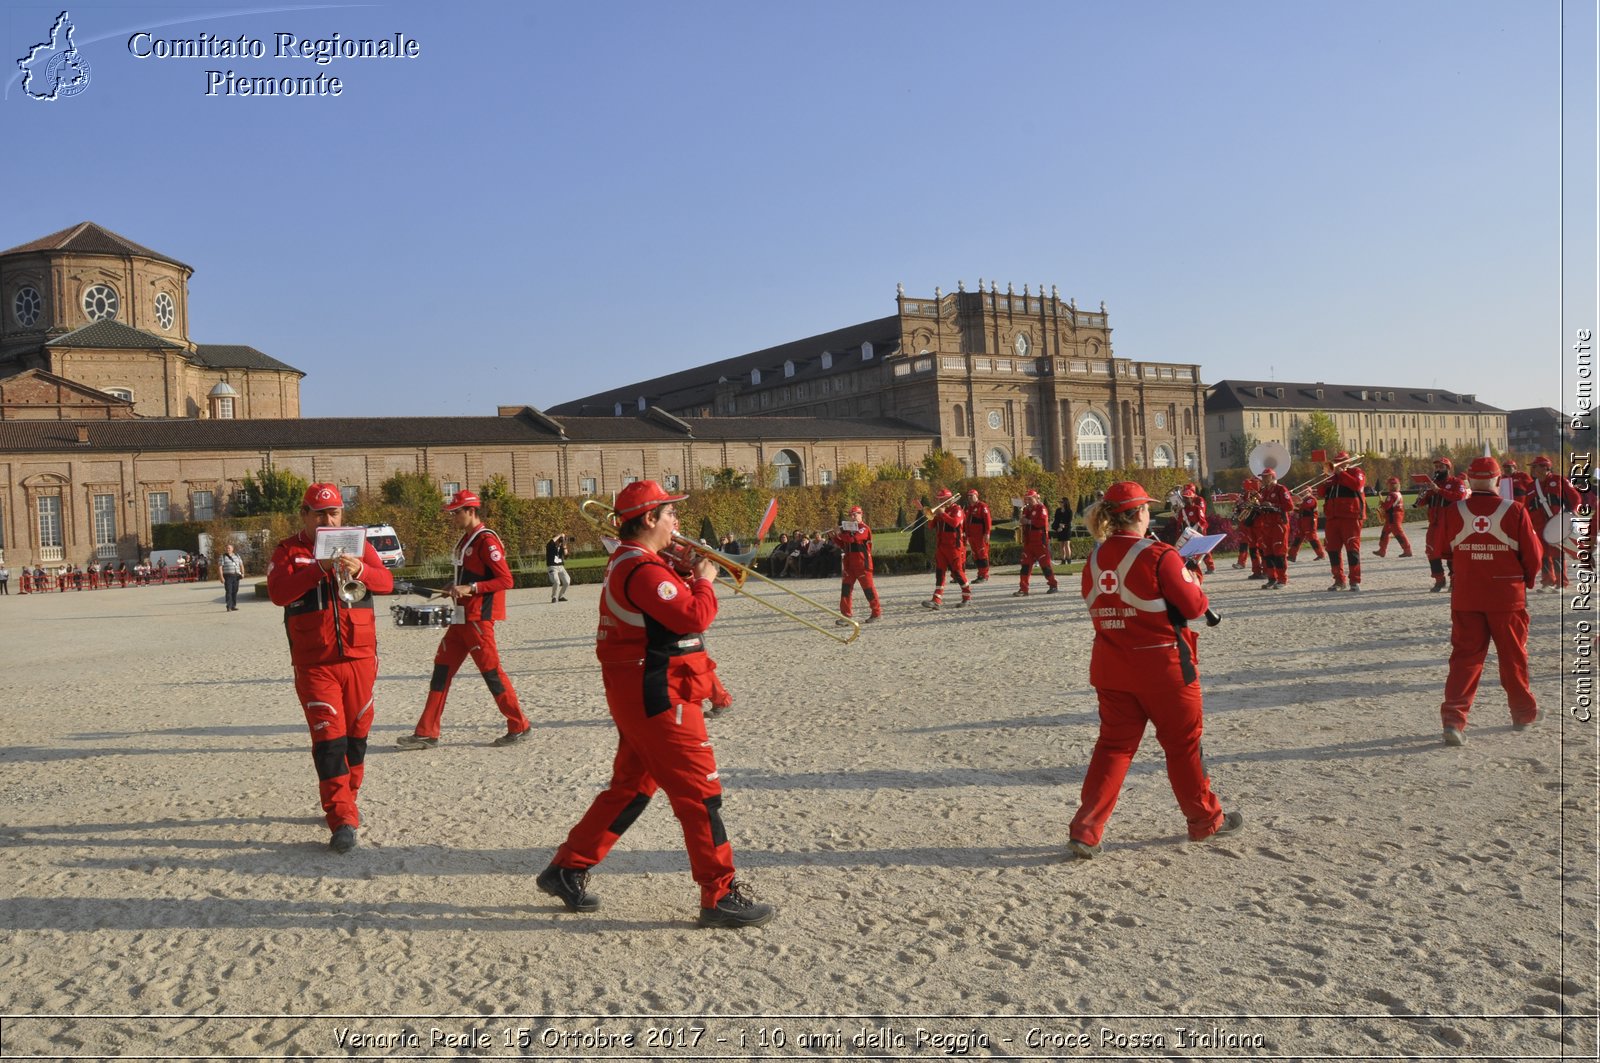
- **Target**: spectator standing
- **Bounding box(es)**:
[546,533,572,603]
[219,544,245,611]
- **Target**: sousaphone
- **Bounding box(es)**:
[1248,441,1292,479]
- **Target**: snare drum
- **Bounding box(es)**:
[391,603,450,627]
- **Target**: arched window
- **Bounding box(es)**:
[1152,444,1174,468]
[1075,412,1111,469]
[1183,408,1194,434]
[773,449,804,487]
[984,447,1009,477]
[1024,404,1037,437]
[953,404,965,436]
[784,360,795,378]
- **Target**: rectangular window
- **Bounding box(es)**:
[1250,413,1261,427]
[37,494,63,560]
[819,470,834,486]
[623,476,639,486]
[148,491,170,525]
[93,494,117,558]
[216,396,235,419]
[340,485,360,506]
[192,490,215,521]
[580,476,597,496]
[662,474,680,492]
[702,474,716,489]
[442,481,460,498]
[536,479,554,497]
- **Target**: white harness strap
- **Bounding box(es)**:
[1084,539,1165,612]
[1450,498,1517,550]
[603,548,648,627]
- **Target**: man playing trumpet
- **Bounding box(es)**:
[1254,468,1295,589]
[833,504,882,624]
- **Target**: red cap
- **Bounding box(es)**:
[1531,455,1552,468]
[1502,460,1518,470]
[1468,456,1501,478]
[1434,456,1453,468]
[1333,451,1350,462]
[1260,467,1277,479]
[966,488,980,498]
[1103,481,1156,513]
[1181,484,1197,497]
[848,505,863,515]
[443,489,482,512]
[614,479,688,520]
[936,488,954,500]
[302,483,342,511]
[1242,477,1260,490]
[1387,476,1401,485]
[1024,488,1040,498]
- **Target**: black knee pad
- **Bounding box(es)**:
[311,737,349,781]
[345,735,368,767]
[481,669,506,697]
[703,794,728,848]
[607,791,652,836]
[428,663,451,693]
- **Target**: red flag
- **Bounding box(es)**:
[756,498,779,543]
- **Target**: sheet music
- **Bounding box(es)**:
[1177,533,1227,559]
[313,527,366,560]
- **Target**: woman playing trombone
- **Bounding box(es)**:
[1067,481,1242,859]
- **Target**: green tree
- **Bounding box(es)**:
[918,448,966,489]
[836,461,873,498]
[234,467,309,516]
[1225,432,1260,469]
[1296,412,1342,459]
[700,467,749,490]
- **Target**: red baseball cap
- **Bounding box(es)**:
[1025,488,1040,498]
[936,488,954,500]
[614,479,687,520]
[1468,456,1501,478]
[1434,456,1453,468]
[1502,459,1518,470]
[966,488,980,497]
[1181,484,1197,497]
[1387,476,1401,485]
[1531,455,1552,468]
[1242,476,1260,490]
[1333,451,1351,462]
[848,504,863,515]
[1103,481,1156,513]
[444,489,482,512]
[302,483,342,510]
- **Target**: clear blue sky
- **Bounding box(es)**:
[3,0,1592,418]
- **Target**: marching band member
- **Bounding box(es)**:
[1232,477,1263,576]
[538,480,775,929]
[922,489,971,610]
[964,488,993,583]
[1429,457,1541,745]
[1067,481,1242,858]
[1501,459,1533,505]
[397,490,532,750]
[1374,476,1413,558]
[266,483,395,852]
[1254,468,1295,588]
[1318,451,1368,591]
[1288,490,1326,562]
[1013,488,1060,596]
[833,505,882,623]
[1415,457,1469,592]
[1179,485,1214,573]
[1528,455,1581,590]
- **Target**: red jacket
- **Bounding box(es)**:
[1256,483,1295,522]
[1381,490,1406,524]
[267,532,394,667]
[933,505,966,555]
[1319,466,1367,520]
[1529,473,1581,522]
[1295,494,1319,530]
[964,501,992,544]
[1428,492,1541,611]
[596,540,719,716]
[1416,475,1469,525]
[1181,498,1208,533]
[833,520,874,575]
[1020,501,1051,550]
[454,525,514,622]
[1082,534,1209,692]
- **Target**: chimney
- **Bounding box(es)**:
[75,425,90,445]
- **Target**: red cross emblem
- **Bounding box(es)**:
[1472,515,1491,534]
[1098,570,1120,594]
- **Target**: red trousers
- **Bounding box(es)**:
[1324,516,1364,585]
[1069,684,1224,847]
[1530,512,1568,586]
[1018,545,1058,591]
[968,539,991,579]
[293,658,377,831]
[1256,517,1289,583]
[1377,520,1411,556]
[555,669,735,907]
[413,620,529,739]
[839,569,881,618]
[932,547,969,602]
[1289,519,1325,561]
[1441,608,1536,731]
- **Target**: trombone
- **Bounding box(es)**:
[1291,455,1362,495]
[580,499,860,645]
[900,491,962,534]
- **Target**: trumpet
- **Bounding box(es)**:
[333,549,368,606]
[580,499,860,644]
[1291,456,1362,495]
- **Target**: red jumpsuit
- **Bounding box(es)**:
[1319,466,1368,588]
[412,525,530,740]
[267,532,394,831]
[1070,534,1226,848]
[1428,493,1541,731]
[1375,489,1412,557]
[1254,482,1295,586]
[1181,497,1214,572]
[1529,472,1581,588]
[964,500,993,582]
[1233,492,1262,573]
[928,505,971,607]
[1416,473,1469,586]
[1016,500,1059,593]
[1288,494,1325,561]
[552,540,736,908]
[833,520,882,619]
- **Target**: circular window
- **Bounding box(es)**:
[154,292,175,330]
[1154,411,1166,429]
[13,286,42,327]
[1014,334,1031,357]
[986,410,1003,431]
[82,284,119,322]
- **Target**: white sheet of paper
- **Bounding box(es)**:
[313,527,366,560]
[1177,533,1227,558]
